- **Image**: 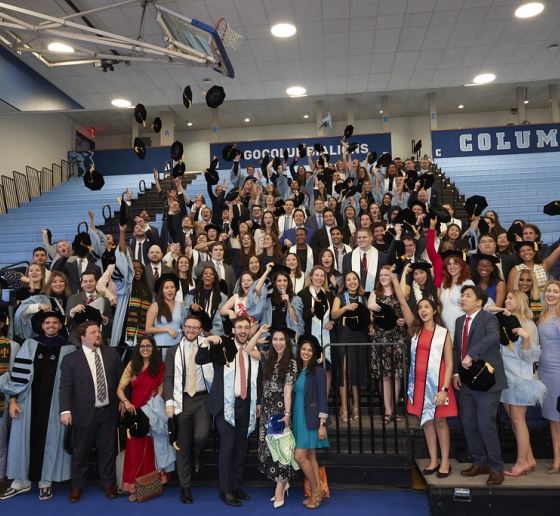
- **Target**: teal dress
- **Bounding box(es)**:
[292,370,329,450]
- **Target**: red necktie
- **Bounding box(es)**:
[461,316,471,360]
[153,267,159,281]
[361,252,367,284]
[87,295,94,305]
[239,348,247,400]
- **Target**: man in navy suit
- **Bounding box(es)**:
[304,198,326,231]
[196,316,262,507]
[59,322,124,502]
[452,286,507,486]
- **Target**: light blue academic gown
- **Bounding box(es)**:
[182,291,227,335]
[0,338,74,482]
[110,249,135,346]
[14,295,55,340]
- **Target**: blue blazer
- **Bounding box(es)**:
[453,310,507,392]
[295,367,331,431]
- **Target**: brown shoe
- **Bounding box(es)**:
[486,472,505,486]
[460,465,490,477]
[104,485,118,499]
[68,487,82,503]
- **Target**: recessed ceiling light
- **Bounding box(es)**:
[111,99,131,108]
[303,112,309,119]
[472,73,496,84]
[286,86,306,96]
[515,3,544,18]
[380,110,383,114]
[47,42,74,53]
[244,118,250,122]
[458,105,464,109]
[187,121,193,126]
[271,23,296,38]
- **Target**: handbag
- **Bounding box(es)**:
[304,466,330,499]
[459,360,496,392]
[134,438,162,502]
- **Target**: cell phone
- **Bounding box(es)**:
[434,395,450,406]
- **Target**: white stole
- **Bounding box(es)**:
[289,245,313,275]
[351,248,378,291]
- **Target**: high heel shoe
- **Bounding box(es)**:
[339,410,350,424]
[351,406,360,422]
[306,493,323,509]
[504,465,532,477]
[547,465,560,474]
[271,482,290,503]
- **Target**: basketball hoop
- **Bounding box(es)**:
[216,18,243,50]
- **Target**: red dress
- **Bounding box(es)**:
[122,363,167,492]
[407,328,458,420]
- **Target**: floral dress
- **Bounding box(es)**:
[257,353,298,482]
[370,294,407,378]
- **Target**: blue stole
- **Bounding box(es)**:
[408,325,447,426]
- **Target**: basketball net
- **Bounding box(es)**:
[216,18,243,49]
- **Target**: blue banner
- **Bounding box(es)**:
[432,123,560,158]
[210,133,392,166]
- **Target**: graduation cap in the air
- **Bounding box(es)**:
[377,152,392,168]
[225,188,240,202]
[543,201,560,216]
[83,166,105,191]
[133,137,146,160]
[119,197,128,227]
[507,222,524,243]
[283,149,289,162]
[298,143,307,159]
[261,153,271,173]
[171,141,184,162]
[44,229,53,246]
[183,85,193,109]
[222,144,242,162]
[124,409,150,439]
[313,143,325,154]
[189,306,214,333]
[153,273,180,295]
[208,335,238,366]
[405,170,419,191]
[271,156,281,171]
[134,103,147,126]
[73,305,103,326]
[172,162,186,178]
[371,301,398,331]
[412,139,422,154]
[464,195,488,218]
[31,310,66,335]
[205,85,226,108]
[495,312,521,348]
[417,173,435,191]
[205,156,219,185]
[367,152,378,165]
[274,199,286,216]
[347,142,359,154]
[478,218,490,236]
[343,124,354,140]
[151,117,162,133]
[426,205,451,224]
[72,232,93,257]
[383,227,396,245]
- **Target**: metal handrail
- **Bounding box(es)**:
[52,162,62,187]
[0,184,6,215]
[26,166,41,197]
[102,204,112,221]
[1,176,18,209]
[61,159,70,183]
[41,168,53,193]
[12,171,30,203]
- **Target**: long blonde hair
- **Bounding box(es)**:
[507,290,533,322]
[303,265,330,292]
[540,279,560,320]
[513,269,540,301]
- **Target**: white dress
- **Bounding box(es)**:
[440,280,474,343]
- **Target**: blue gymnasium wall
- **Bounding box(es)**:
[69,132,392,177]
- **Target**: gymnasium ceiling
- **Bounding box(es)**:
[1,0,560,135]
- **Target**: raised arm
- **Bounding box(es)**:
[391,270,414,327]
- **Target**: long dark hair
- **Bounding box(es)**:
[130,335,162,377]
[193,267,222,316]
[297,339,319,376]
[155,279,176,324]
[271,271,294,305]
[263,330,294,383]
[409,297,447,338]
[131,260,152,299]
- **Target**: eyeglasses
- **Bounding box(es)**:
[477,263,493,269]
[139,345,153,350]
[184,325,201,331]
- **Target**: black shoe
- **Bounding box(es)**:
[422,464,440,475]
[220,492,242,507]
[194,458,203,477]
[232,487,250,501]
[181,487,193,504]
[436,466,452,479]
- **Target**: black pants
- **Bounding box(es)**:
[176,393,211,488]
[71,407,117,488]
[214,397,250,492]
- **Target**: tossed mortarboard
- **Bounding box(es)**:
[133,137,146,160]
[413,140,422,153]
[134,103,147,126]
[83,166,104,191]
[417,173,435,191]
[377,152,392,168]
[205,85,226,108]
[478,218,490,235]
[426,205,451,224]
[271,156,281,170]
[222,144,242,162]
[172,162,186,178]
[346,142,359,154]
[464,195,488,218]
[72,232,93,256]
[367,151,378,165]
[298,143,307,159]
[543,201,560,216]
[119,197,128,227]
[343,124,354,140]
[183,85,193,109]
[171,141,184,162]
[225,188,240,202]
[205,156,219,185]
[283,149,289,162]
[394,208,417,230]
[507,222,524,243]
[151,117,162,133]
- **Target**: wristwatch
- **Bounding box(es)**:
[321,422,327,427]
[442,387,449,392]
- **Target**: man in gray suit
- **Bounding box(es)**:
[144,245,176,296]
[452,285,507,486]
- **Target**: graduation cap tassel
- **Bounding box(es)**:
[504,327,513,352]
[222,346,230,368]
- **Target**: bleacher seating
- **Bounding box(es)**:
[0,174,158,268]
[435,152,560,244]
